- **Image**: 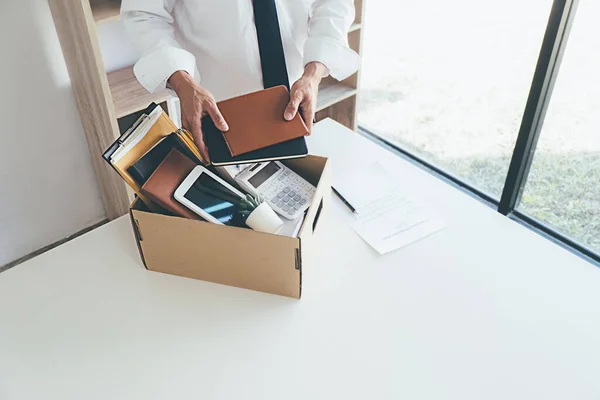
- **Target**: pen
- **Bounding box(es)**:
[332,187,358,215]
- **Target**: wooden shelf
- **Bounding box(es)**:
[354,0,363,26]
[91,0,120,25]
[107,66,173,119]
[317,78,357,112]
[108,67,354,119]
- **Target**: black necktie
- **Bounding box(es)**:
[252,0,290,90]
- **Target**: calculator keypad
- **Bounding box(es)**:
[262,174,315,219]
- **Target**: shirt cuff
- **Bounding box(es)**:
[303,37,360,81]
[133,46,198,93]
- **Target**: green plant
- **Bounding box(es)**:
[237,194,263,221]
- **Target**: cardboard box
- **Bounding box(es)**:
[128,155,331,298]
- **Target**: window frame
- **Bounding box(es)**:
[359,0,600,265]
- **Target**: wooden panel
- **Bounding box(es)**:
[317,77,357,112]
[90,0,120,25]
[348,28,363,56]
[349,0,365,87]
[48,0,130,219]
[108,66,173,118]
[343,29,363,90]
[354,0,364,24]
[316,95,357,131]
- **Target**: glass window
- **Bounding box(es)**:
[358,0,553,198]
[518,0,600,253]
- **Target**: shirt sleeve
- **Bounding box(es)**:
[303,0,361,81]
[121,0,199,93]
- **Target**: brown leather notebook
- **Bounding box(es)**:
[140,149,202,221]
[219,86,309,156]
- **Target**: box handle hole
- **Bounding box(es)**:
[312,199,324,233]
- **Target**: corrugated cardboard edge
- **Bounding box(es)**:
[295,156,331,298]
[129,206,147,270]
[296,241,303,298]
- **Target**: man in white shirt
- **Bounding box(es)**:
[121,0,360,161]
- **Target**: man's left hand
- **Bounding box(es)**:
[284,62,328,133]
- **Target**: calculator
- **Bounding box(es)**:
[234,161,316,220]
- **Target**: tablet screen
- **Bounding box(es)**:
[184,173,241,226]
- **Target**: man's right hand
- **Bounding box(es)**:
[168,70,229,162]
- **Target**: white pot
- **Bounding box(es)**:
[245,202,284,234]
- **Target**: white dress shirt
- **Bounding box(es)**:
[121,0,360,102]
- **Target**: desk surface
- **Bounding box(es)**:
[1,119,599,400]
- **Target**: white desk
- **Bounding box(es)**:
[1,119,599,399]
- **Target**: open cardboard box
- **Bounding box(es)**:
[128,155,331,298]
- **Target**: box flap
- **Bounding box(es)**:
[295,156,331,239]
[284,155,327,187]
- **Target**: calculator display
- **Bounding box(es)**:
[248,162,281,188]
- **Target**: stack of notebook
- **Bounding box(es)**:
[203,85,308,166]
[102,103,204,211]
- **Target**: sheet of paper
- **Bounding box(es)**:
[111,106,162,163]
[335,163,400,210]
[335,163,446,254]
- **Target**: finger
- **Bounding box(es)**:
[284,90,303,121]
[190,117,210,163]
[204,99,229,132]
[305,108,314,134]
[299,102,315,134]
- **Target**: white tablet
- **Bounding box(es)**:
[174,166,246,226]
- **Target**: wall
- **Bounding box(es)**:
[0,0,106,266]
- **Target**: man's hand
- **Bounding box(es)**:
[284,62,328,133]
[168,70,229,162]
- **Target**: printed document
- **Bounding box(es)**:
[335,163,445,254]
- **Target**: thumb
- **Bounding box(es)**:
[205,101,229,132]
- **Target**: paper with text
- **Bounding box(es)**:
[335,163,446,254]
